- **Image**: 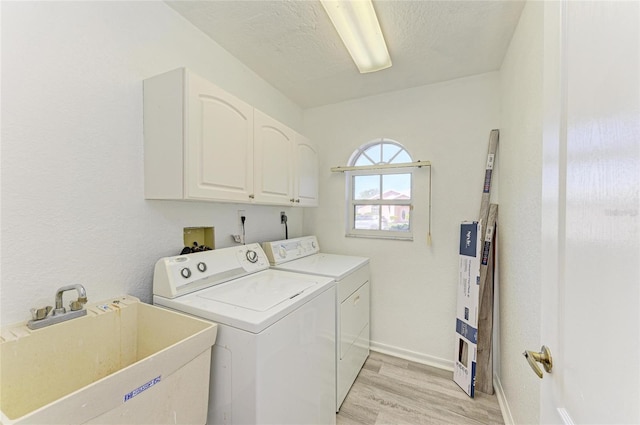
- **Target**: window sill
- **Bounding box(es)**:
[345,233,413,241]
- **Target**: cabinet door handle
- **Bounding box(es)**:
[295,199,300,203]
[249,194,255,199]
[290,198,295,202]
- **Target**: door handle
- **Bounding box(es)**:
[523,345,553,379]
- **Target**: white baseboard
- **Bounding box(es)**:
[493,374,514,425]
[369,340,454,372]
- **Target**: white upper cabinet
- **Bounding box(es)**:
[144,68,317,207]
[186,72,254,202]
[144,68,253,202]
[253,110,295,205]
[294,134,319,207]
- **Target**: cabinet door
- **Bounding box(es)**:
[186,72,254,202]
[294,135,319,207]
[253,110,295,205]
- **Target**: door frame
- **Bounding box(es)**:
[540,0,566,423]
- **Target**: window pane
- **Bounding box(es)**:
[355,154,373,166]
[380,205,411,232]
[347,139,415,240]
[353,175,380,200]
[382,174,411,199]
[354,205,380,230]
[389,150,411,164]
[363,144,382,164]
[382,143,400,163]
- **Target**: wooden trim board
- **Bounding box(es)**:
[476,204,498,394]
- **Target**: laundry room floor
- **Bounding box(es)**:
[337,351,504,425]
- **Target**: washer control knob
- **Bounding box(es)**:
[311,241,317,249]
[180,267,192,279]
[278,246,286,258]
[246,250,259,263]
[197,262,207,273]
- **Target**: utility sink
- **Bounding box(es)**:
[0,295,217,424]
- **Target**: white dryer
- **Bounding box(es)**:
[153,243,336,425]
[262,236,370,411]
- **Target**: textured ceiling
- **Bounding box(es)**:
[167,0,525,109]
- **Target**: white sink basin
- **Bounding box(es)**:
[0,295,217,424]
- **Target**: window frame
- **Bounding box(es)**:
[345,140,414,241]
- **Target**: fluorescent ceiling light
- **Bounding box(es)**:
[320,0,392,74]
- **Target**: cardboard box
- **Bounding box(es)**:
[453,221,482,397]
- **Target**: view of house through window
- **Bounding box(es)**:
[346,140,414,239]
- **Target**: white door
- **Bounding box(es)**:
[540,1,640,423]
[294,134,319,207]
[253,109,295,205]
[186,72,254,202]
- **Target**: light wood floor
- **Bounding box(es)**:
[336,352,504,425]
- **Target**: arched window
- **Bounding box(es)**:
[346,139,414,239]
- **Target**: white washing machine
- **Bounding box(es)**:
[262,236,370,411]
[152,243,336,425]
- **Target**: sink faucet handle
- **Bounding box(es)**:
[69,299,87,311]
[30,306,53,321]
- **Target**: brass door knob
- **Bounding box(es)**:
[523,345,553,378]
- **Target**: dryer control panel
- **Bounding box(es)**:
[262,236,320,266]
[153,243,269,299]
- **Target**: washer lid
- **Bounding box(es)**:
[153,269,335,334]
[273,253,369,280]
[198,273,316,311]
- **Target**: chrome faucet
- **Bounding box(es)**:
[27,284,88,330]
[54,284,88,314]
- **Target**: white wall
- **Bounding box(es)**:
[497,1,543,423]
[0,1,305,325]
[303,73,500,366]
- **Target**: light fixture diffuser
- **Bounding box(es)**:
[320,0,392,73]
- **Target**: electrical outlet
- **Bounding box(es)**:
[280,211,287,224]
[238,210,246,227]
